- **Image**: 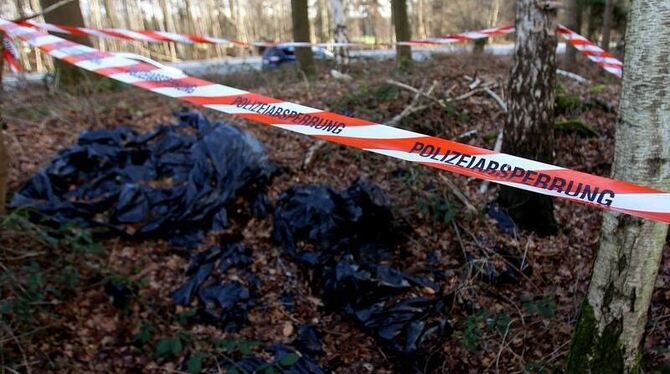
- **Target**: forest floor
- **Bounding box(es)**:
[1,53,669,373]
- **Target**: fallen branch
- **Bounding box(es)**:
[556,69,589,84]
[302,140,326,169]
[439,174,478,214]
[13,0,75,22]
[456,129,478,140]
[383,80,436,127]
[385,79,447,108]
[482,87,507,112]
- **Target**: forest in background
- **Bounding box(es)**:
[1,0,669,372]
[1,0,628,72]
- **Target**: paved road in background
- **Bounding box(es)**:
[2,43,566,87]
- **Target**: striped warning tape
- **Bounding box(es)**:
[18,19,247,46]
[2,19,661,223]
[8,20,622,78]
[400,26,516,46]
[556,25,623,78]
[2,32,21,73]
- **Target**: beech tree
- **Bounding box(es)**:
[391,0,411,71]
[39,0,93,86]
[290,0,316,77]
[566,1,670,371]
[497,0,558,235]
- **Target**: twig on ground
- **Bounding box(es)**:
[439,174,477,214]
[302,140,326,169]
[456,129,478,140]
[556,69,589,84]
[383,80,435,127]
[483,87,508,112]
[386,79,447,108]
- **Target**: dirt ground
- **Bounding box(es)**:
[1,53,668,373]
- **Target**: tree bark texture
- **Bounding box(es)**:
[391,0,412,71]
[601,0,614,50]
[0,45,6,215]
[563,0,579,69]
[566,1,670,372]
[329,0,349,67]
[291,0,316,78]
[39,0,94,87]
[498,0,559,236]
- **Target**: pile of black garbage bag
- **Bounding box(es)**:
[12,111,276,248]
[273,178,451,367]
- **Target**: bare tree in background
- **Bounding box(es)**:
[601,0,614,50]
[497,0,559,235]
[329,0,349,67]
[39,0,93,86]
[391,0,411,71]
[567,0,670,371]
[0,82,6,216]
[291,0,316,77]
[563,0,579,69]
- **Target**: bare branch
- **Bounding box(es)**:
[13,0,76,22]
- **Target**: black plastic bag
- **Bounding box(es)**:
[13,111,276,248]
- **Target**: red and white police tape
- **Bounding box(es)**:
[2,33,21,73]
[18,19,247,47]
[5,20,622,78]
[2,19,662,223]
[400,25,515,46]
[556,25,622,78]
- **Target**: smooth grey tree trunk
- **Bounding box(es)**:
[497,0,558,236]
[566,1,670,372]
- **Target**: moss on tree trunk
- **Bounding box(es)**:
[566,0,670,372]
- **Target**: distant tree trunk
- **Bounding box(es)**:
[291,0,316,77]
[391,0,411,71]
[497,0,558,236]
[563,0,579,69]
[601,0,614,50]
[566,1,670,372]
[39,0,94,87]
[0,48,6,216]
[329,0,349,67]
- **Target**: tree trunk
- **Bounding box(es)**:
[391,0,411,71]
[291,0,316,78]
[563,0,579,69]
[0,44,6,216]
[601,0,614,50]
[566,1,670,372]
[497,0,558,236]
[329,0,349,67]
[39,0,94,87]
